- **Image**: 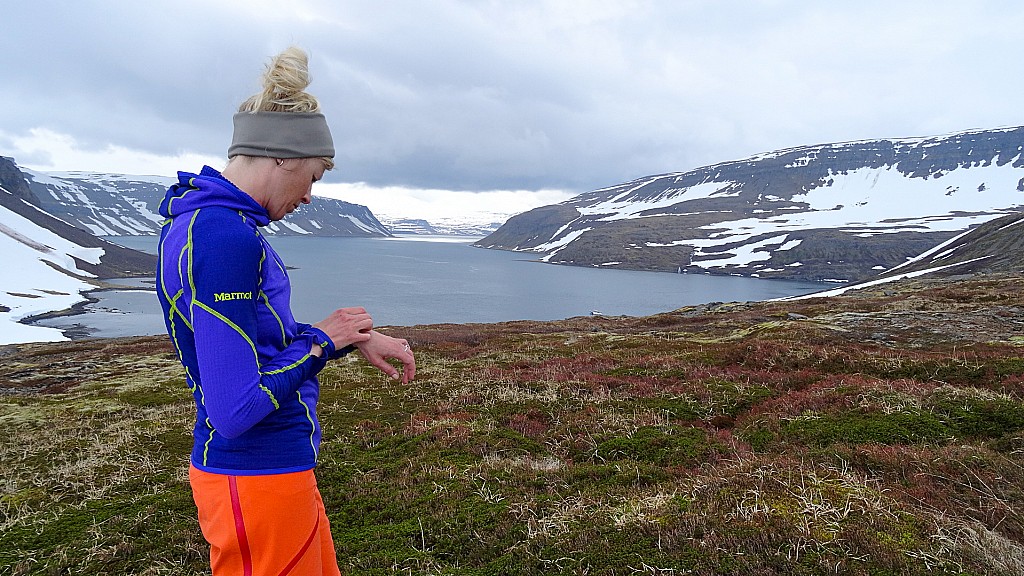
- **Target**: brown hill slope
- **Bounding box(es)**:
[2,273,1023,574]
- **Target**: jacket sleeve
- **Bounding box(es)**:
[188,211,328,439]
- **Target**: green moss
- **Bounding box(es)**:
[571,528,699,572]
[595,425,717,466]
[154,427,194,455]
[636,396,703,421]
[871,356,1024,386]
[706,380,775,417]
[780,410,950,446]
[474,427,546,455]
[875,512,924,551]
[742,428,777,451]
[930,396,1024,439]
[672,494,693,512]
[0,482,204,575]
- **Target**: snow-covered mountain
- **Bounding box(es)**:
[478,126,1024,282]
[377,216,502,237]
[26,169,392,237]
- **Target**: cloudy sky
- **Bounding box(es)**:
[3,0,1022,221]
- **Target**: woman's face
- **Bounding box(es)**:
[267,158,326,221]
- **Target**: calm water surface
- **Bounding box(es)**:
[33,235,829,338]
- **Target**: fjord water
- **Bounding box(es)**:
[38,236,827,338]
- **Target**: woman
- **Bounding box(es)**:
[156,47,415,575]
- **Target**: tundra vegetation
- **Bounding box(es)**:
[2,273,1023,575]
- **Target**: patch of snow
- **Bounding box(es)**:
[0,205,103,268]
[278,220,311,234]
[785,155,814,168]
[532,227,592,253]
[0,205,103,344]
[691,234,790,269]
[80,220,118,236]
[576,180,740,223]
[780,256,993,300]
[885,227,975,273]
[125,197,164,224]
[536,228,593,261]
[790,165,1022,231]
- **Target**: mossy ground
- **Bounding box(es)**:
[2,274,1024,574]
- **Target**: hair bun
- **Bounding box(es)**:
[239,46,321,114]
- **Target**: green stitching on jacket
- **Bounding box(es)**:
[261,290,287,344]
[202,427,215,466]
[261,354,311,376]
[256,244,287,343]
[296,390,318,462]
[185,207,279,410]
[186,211,200,321]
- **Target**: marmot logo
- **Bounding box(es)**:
[214,292,253,302]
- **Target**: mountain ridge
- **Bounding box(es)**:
[477,125,1024,282]
[25,167,392,238]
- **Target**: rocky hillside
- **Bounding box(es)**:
[478,126,1024,283]
[877,211,1024,279]
[772,209,1024,303]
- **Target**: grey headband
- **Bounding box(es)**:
[228,111,335,159]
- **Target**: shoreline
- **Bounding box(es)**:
[19,278,157,341]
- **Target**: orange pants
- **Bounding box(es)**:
[189,465,341,576]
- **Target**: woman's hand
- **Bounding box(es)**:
[313,307,374,349]
[355,330,416,384]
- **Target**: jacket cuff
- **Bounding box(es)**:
[305,326,336,358]
[305,327,357,360]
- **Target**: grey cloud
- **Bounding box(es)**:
[4,0,1024,192]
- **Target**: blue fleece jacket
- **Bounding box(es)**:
[156,166,345,475]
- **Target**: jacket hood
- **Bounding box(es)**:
[158,165,270,226]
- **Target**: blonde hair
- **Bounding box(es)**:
[237,46,334,169]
